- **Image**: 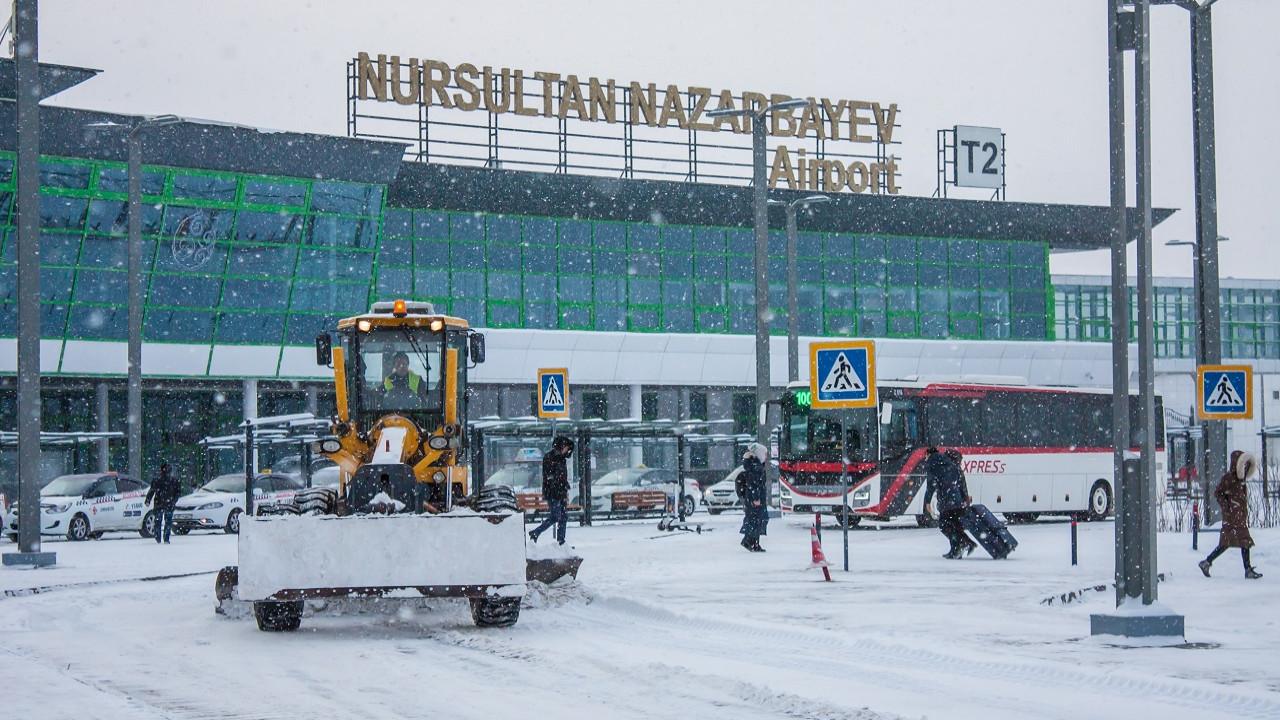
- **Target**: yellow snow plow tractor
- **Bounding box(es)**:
[215,300,580,632]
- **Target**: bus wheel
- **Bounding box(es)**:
[832,513,861,529]
[1087,481,1113,521]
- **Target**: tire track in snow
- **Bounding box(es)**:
[426,626,904,720]
[585,594,1280,720]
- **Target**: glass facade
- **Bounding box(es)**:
[1055,283,1280,359]
[4,149,1276,359]
[0,150,1055,347]
[0,152,383,347]
[378,209,1051,339]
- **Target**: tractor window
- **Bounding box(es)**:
[355,328,444,416]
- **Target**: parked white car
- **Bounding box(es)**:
[172,473,303,535]
[6,472,154,541]
[589,467,702,517]
[704,467,744,514]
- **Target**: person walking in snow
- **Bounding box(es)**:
[923,447,976,559]
[145,461,181,544]
[529,436,574,546]
[738,443,770,552]
[1199,450,1263,579]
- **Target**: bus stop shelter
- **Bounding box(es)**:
[470,417,752,524]
[198,413,331,515]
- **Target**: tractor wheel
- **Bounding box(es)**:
[470,597,521,628]
[254,600,303,632]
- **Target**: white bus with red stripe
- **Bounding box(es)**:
[777,380,1165,526]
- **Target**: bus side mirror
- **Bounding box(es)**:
[880,402,894,425]
[468,332,486,364]
[315,333,332,366]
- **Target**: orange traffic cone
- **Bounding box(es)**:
[810,524,832,581]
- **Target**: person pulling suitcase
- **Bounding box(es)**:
[923,447,976,559]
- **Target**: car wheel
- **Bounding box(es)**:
[140,510,157,538]
[680,496,696,517]
[174,527,190,535]
[89,531,105,540]
[253,600,303,632]
[707,508,723,516]
[1087,481,1113,522]
[66,514,91,542]
[469,597,521,628]
[6,533,17,543]
[225,509,242,535]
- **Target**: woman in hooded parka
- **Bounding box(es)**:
[1199,450,1263,579]
[738,443,770,552]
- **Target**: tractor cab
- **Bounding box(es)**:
[313,300,486,503]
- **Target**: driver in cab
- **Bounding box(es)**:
[381,351,428,406]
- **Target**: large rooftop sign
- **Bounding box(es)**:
[349,53,902,195]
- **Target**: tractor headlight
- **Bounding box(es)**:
[431,470,447,483]
[427,436,449,451]
[318,439,341,454]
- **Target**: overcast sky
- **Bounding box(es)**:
[30,0,1280,280]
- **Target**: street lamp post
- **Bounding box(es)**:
[2,0,55,568]
[1152,0,1228,522]
[89,116,182,486]
[1168,235,1229,512]
[707,98,810,453]
[769,195,830,382]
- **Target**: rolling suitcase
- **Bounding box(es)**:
[960,504,1018,559]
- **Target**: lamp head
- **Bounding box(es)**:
[767,98,810,113]
[706,107,749,119]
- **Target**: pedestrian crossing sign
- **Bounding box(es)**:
[809,340,876,409]
[537,368,569,419]
[1197,364,1252,420]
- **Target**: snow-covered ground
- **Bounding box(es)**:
[2,515,1277,720]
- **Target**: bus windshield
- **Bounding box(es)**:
[783,402,877,462]
[352,327,443,418]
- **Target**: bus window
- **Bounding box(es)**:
[882,400,918,457]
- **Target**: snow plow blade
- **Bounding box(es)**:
[526,556,582,584]
[236,512,527,602]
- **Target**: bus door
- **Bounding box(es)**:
[879,399,928,513]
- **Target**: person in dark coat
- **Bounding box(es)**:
[923,447,976,559]
[1200,450,1262,579]
[145,462,181,544]
[738,443,770,552]
[529,436,574,545]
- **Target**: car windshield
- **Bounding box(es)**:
[202,474,246,493]
[355,327,443,416]
[488,464,541,489]
[41,475,99,497]
[595,468,648,487]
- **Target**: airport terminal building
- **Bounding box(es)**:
[2,59,1278,483]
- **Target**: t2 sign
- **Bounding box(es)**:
[954,125,1003,189]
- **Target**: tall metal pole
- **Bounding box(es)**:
[127,132,144,487]
[1107,0,1131,603]
[752,111,770,453]
[785,205,799,383]
[1191,4,1225,524]
[1133,0,1160,605]
[7,0,49,565]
